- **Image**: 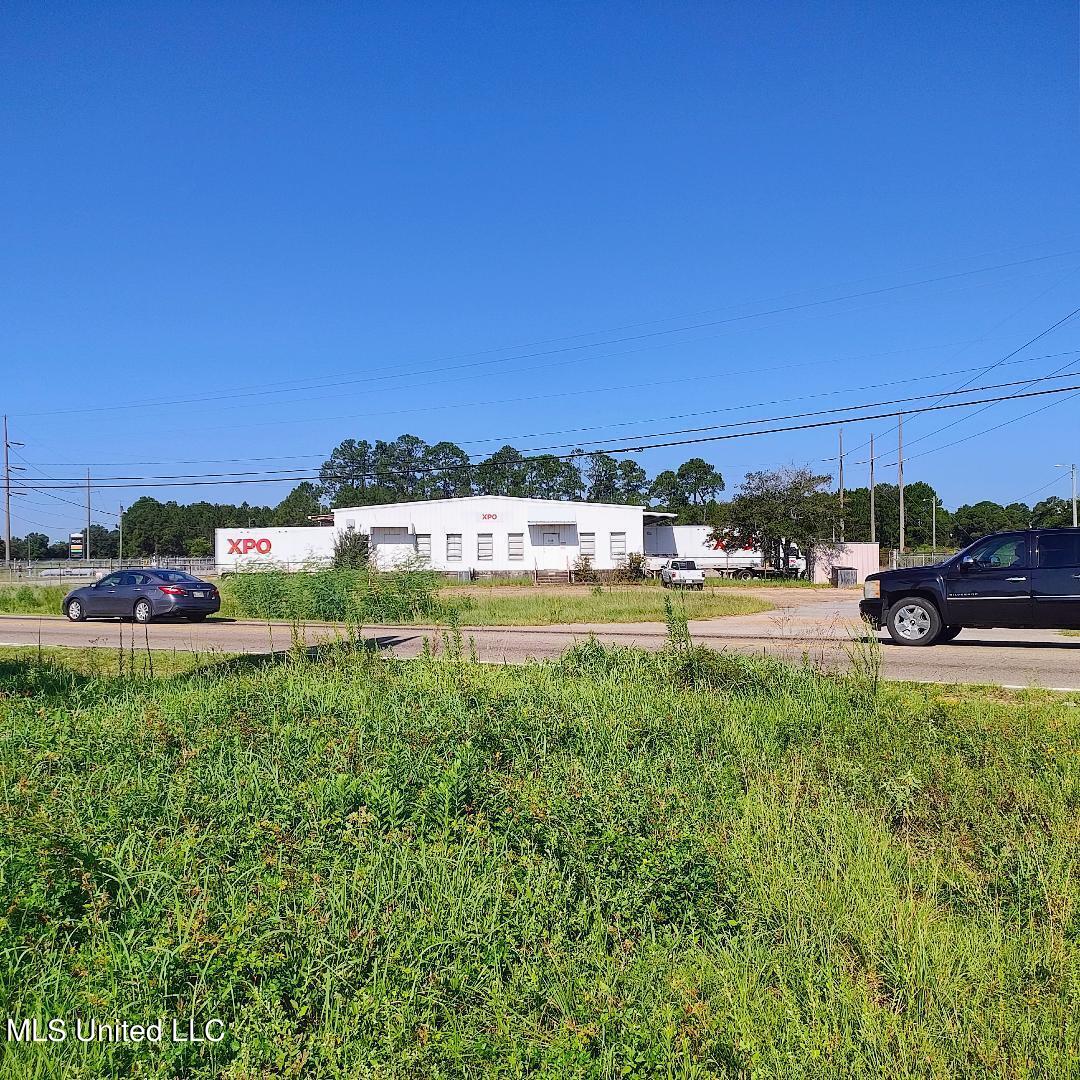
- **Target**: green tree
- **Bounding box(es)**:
[1031,495,1073,528]
[616,459,649,504]
[585,453,620,503]
[421,441,474,499]
[273,482,324,526]
[843,481,948,549]
[649,458,724,523]
[710,467,839,574]
[949,501,1030,547]
[476,445,529,497]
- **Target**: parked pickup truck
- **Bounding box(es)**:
[660,560,705,590]
[861,527,1080,645]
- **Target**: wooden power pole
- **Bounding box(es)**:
[897,412,905,554]
[868,432,876,545]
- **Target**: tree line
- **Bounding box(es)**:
[6,431,1074,558]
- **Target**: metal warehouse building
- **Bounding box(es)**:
[334,496,665,573]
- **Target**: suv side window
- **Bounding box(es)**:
[1037,532,1080,569]
[967,534,1028,570]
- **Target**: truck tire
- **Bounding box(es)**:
[735,569,753,580]
[886,597,942,646]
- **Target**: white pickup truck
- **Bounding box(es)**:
[659,560,705,590]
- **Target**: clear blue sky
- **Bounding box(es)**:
[3,1,1078,538]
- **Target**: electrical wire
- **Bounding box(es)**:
[16,381,1080,491]
[17,370,1080,484]
[14,249,1076,421]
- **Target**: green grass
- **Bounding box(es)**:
[0,584,65,615]
[444,588,772,625]
[0,635,1076,1078]
[0,645,232,679]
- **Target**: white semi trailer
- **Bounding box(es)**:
[643,524,805,578]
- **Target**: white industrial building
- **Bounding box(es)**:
[215,497,667,575]
[214,500,878,582]
[334,495,661,572]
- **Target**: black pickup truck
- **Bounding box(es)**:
[861,528,1080,646]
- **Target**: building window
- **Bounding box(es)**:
[416,534,431,560]
[610,532,626,558]
[508,533,524,560]
[446,534,462,561]
[477,533,493,561]
[579,532,595,557]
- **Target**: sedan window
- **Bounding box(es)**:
[97,573,123,587]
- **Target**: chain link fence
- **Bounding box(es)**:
[3,557,218,582]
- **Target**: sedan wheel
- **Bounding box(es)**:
[66,599,86,622]
[133,599,153,624]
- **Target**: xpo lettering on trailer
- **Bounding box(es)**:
[214,527,336,571]
[227,537,273,555]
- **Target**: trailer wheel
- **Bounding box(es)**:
[735,569,753,580]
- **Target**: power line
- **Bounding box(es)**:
[15,249,1077,421]
[873,308,1080,463]
[9,449,120,518]
[22,348,1080,474]
[18,369,1080,485]
[17,381,1080,491]
[843,265,1080,459]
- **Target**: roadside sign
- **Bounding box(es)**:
[69,531,85,558]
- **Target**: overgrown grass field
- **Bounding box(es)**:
[0,574,773,626]
[0,584,66,615]
[216,571,773,625]
[0,631,1076,1077]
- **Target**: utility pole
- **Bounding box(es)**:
[2,418,25,574]
[838,428,845,543]
[898,412,905,554]
[3,416,10,572]
[932,497,938,556]
[1053,464,1076,527]
[869,432,876,545]
[86,469,91,563]
[118,504,124,567]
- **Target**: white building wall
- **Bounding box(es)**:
[333,496,645,572]
[215,527,336,572]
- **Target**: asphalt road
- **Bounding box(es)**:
[2,592,1079,689]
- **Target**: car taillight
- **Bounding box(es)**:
[159,586,185,595]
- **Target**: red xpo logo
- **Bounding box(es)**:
[227,538,272,555]
[481,513,498,520]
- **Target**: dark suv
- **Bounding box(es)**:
[861,528,1080,646]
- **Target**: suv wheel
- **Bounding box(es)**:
[886,597,942,646]
[133,599,154,624]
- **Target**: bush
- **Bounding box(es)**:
[224,566,443,623]
[572,553,598,582]
[333,530,370,569]
[613,551,647,582]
